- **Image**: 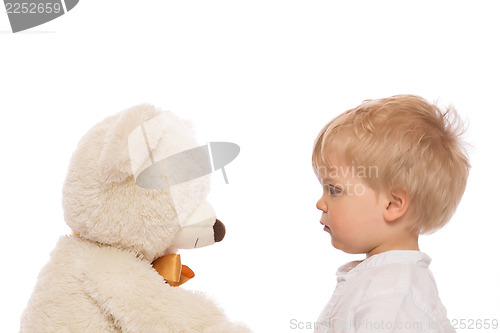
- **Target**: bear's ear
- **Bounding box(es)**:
[97,104,167,184]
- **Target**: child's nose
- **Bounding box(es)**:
[316,197,326,212]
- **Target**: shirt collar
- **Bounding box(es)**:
[336,250,432,281]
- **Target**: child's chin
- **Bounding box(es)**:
[330,238,359,254]
[330,236,342,249]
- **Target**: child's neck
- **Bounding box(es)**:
[365,233,420,259]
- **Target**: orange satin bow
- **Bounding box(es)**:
[152,254,195,287]
[71,232,194,287]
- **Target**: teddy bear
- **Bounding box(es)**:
[20,104,250,333]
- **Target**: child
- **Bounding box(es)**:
[312,95,469,333]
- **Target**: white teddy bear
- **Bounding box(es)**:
[20,104,250,333]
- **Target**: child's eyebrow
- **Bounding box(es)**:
[319,176,339,185]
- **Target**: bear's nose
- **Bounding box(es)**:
[213,219,226,242]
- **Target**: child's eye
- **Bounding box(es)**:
[329,185,342,196]
[324,184,342,196]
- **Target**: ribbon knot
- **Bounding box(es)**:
[152,254,194,287]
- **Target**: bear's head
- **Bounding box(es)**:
[62,104,224,262]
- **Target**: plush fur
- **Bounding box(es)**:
[20,105,250,333]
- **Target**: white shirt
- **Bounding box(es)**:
[315,250,456,333]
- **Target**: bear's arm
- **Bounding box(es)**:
[81,245,235,333]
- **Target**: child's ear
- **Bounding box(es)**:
[382,187,409,222]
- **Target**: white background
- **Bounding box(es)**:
[1,1,499,332]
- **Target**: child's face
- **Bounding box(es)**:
[315,163,389,255]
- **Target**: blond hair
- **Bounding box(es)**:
[312,95,470,234]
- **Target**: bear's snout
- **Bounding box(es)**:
[213,219,226,242]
